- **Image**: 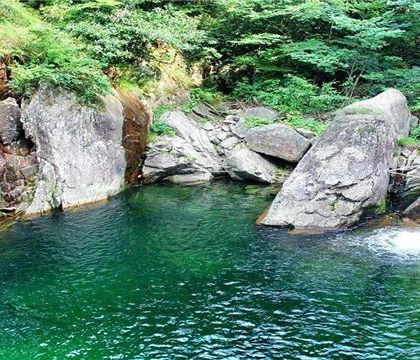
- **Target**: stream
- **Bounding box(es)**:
[0,182,419,359]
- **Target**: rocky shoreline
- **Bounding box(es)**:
[1,88,419,231]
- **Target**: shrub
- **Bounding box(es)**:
[245,117,274,128]
[397,137,420,148]
[153,104,172,121]
[234,76,347,115]
[0,1,111,105]
[397,125,420,148]
[285,113,328,136]
[149,120,176,142]
[181,87,224,113]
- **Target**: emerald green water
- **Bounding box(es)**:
[0,183,419,359]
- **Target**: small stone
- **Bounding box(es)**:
[4,187,25,202]
[224,115,240,124]
[220,136,240,150]
[232,117,249,139]
[401,147,412,158]
[410,115,419,130]
[1,182,12,192]
[202,123,214,131]
[407,150,418,166]
[225,109,241,115]
[397,156,406,168]
[209,136,220,145]
[15,179,25,187]
[0,97,23,144]
[296,128,316,139]
[20,164,38,179]
[164,172,212,185]
[222,124,230,132]
[217,132,228,141]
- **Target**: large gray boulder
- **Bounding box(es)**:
[261,89,412,230]
[142,111,224,184]
[142,136,214,184]
[225,147,278,183]
[243,106,278,121]
[0,97,23,144]
[245,124,311,162]
[345,88,411,137]
[21,89,126,214]
[161,111,222,174]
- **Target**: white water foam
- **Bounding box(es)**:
[364,227,420,257]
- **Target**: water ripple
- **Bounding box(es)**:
[0,183,419,359]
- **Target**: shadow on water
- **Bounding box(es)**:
[0,182,419,359]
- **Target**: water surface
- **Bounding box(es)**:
[0,183,419,359]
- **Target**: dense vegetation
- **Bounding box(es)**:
[0,0,419,123]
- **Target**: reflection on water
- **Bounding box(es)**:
[0,182,419,359]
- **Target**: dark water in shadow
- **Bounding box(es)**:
[0,182,419,359]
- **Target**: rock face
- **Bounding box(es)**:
[403,196,420,219]
[225,147,278,183]
[117,90,152,184]
[163,111,222,173]
[261,89,411,230]
[390,149,420,212]
[0,98,23,144]
[22,89,126,214]
[142,111,223,184]
[0,97,37,212]
[245,124,311,162]
[0,141,38,211]
[345,88,411,137]
[142,136,217,184]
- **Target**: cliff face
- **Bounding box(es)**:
[117,89,152,184]
[0,97,38,213]
[20,88,127,214]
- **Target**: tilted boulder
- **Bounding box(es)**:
[161,111,222,173]
[21,88,126,214]
[142,136,213,184]
[261,89,411,230]
[225,147,278,184]
[142,111,223,184]
[245,124,311,162]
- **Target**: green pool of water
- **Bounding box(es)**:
[0,182,419,359]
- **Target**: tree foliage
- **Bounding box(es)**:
[0,0,418,110]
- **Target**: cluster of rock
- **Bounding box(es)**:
[0,87,150,218]
[1,85,418,231]
[0,98,38,214]
[261,89,419,229]
[143,89,419,230]
[390,145,420,219]
[143,106,313,185]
